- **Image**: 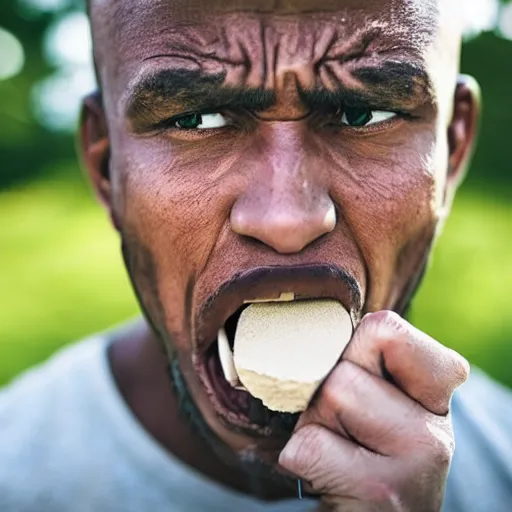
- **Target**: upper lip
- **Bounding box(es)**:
[194,263,363,353]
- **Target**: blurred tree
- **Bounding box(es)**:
[0,0,84,189]
[462,32,512,196]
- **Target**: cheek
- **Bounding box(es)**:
[108,135,246,342]
[113,139,226,257]
[327,130,441,308]
[333,132,439,241]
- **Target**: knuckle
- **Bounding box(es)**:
[370,482,401,508]
[452,351,471,385]
[320,380,341,409]
[363,310,408,349]
[357,472,402,507]
[339,361,368,395]
[322,361,364,405]
[432,437,454,468]
[321,365,345,405]
[425,439,452,470]
[369,310,405,331]
[418,419,455,468]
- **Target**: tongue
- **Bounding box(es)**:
[233,300,353,413]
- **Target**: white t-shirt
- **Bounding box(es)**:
[0,333,511,512]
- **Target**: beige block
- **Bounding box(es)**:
[233,300,353,413]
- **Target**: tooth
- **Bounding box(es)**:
[217,328,240,387]
[243,292,295,304]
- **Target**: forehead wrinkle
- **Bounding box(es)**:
[320,38,435,92]
[91,0,443,56]
[137,15,423,90]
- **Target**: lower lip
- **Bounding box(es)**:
[197,344,299,438]
[202,344,268,434]
[206,346,250,415]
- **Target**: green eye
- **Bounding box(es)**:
[175,113,202,129]
[174,113,228,130]
[341,107,397,127]
[343,107,373,127]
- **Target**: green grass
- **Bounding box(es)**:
[1,170,511,387]
[0,170,138,384]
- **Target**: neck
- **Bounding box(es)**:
[107,318,292,501]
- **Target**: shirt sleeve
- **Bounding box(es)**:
[443,368,512,512]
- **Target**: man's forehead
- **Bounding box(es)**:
[91,0,439,38]
[91,0,440,66]
[92,0,430,16]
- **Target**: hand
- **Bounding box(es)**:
[278,311,469,512]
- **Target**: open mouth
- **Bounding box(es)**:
[193,265,362,439]
[203,301,300,438]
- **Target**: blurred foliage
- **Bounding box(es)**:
[0,2,511,389]
[462,33,512,196]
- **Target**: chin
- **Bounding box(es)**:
[169,355,295,491]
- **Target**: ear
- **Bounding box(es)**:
[79,92,119,229]
[446,74,481,189]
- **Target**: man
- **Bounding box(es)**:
[1,0,511,510]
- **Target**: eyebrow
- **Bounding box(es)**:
[124,69,276,129]
[302,60,436,111]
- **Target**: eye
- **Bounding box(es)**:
[341,106,397,127]
[174,113,228,130]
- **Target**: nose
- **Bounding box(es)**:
[230,148,336,254]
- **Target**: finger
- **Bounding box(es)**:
[280,424,450,510]
[343,311,470,415]
[297,361,448,457]
[279,424,389,499]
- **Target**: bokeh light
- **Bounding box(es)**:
[461,0,500,39]
[498,2,512,39]
[44,11,92,67]
[19,0,72,13]
[0,28,25,81]
[32,67,96,131]
[33,11,95,131]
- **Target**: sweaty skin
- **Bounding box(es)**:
[82,0,479,507]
